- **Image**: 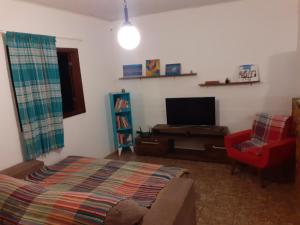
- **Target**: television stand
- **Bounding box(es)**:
[135,124,230,163]
[152,124,227,137]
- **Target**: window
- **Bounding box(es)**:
[57,48,86,118]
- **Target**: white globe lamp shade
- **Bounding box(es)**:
[118,24,141,50]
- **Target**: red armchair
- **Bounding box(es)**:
[225,113,296,187]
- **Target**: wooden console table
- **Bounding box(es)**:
[135,124,230,163]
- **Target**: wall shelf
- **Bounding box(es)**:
[199,80,260,87]
[119,73,197,80]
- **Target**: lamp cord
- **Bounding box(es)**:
[123,0,129,24]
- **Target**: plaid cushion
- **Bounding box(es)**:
[234,138,266,155]
[251,113,290,143]
[234,113,290,155]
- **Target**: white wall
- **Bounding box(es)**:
[0,0,116,170]
[0,0,299,170]
[111,0,299,133]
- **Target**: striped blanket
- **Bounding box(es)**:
[0,156,186,225]
[27,156,187,207]
[0,174,124,225]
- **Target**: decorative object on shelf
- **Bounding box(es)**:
[199,80,260,87]
[205,80,220,85]
[117,0,141,50]
[225,78,230,84]
[109,92,134,156]
[238,64,259,82]
[123,64,142,77]
[116,115,130,129]
[166,63,181,76]
[121,88,126,93]
[146,59,160,76]
[114,97,129,112]
[119,73,197,80]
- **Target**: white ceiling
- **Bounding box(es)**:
[15,0,238,21]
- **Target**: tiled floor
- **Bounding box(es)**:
[107,151,300,225]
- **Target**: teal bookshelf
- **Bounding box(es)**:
[109,92,134,156]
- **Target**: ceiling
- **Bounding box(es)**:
[15,0,237,21]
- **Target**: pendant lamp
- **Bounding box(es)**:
[118,0,141,50]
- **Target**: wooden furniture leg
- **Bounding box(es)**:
[231,160,237,175]
[258,168,265,188]
[282,153,296,183]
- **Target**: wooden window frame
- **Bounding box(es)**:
[57,48,86,118]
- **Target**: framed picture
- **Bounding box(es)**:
[123,64,142,77]
[238,64,259,82]
[166,63,181,76]
[146,59,160,76]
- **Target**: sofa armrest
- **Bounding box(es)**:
[225,129,252,147]
[263,138,296,167]
[141,178,196,225]
[0,160,44,179]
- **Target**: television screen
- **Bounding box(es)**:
[166,97,215,126]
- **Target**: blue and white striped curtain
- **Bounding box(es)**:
[6,32,64,160]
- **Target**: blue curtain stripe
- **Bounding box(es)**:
[6,32,64,160]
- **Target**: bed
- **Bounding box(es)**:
[0,156,196,225]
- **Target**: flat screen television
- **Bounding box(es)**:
[166,97,215,126]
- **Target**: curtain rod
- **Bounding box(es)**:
[0,30,83,42]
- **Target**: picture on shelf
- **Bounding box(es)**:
[123,64,142,77]
[146,59,160,76]
[238,64,259,82]
[166,63,181,76]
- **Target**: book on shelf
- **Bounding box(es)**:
[114,98,129,112]
[116,116,130,129]
[117,133,132,145]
